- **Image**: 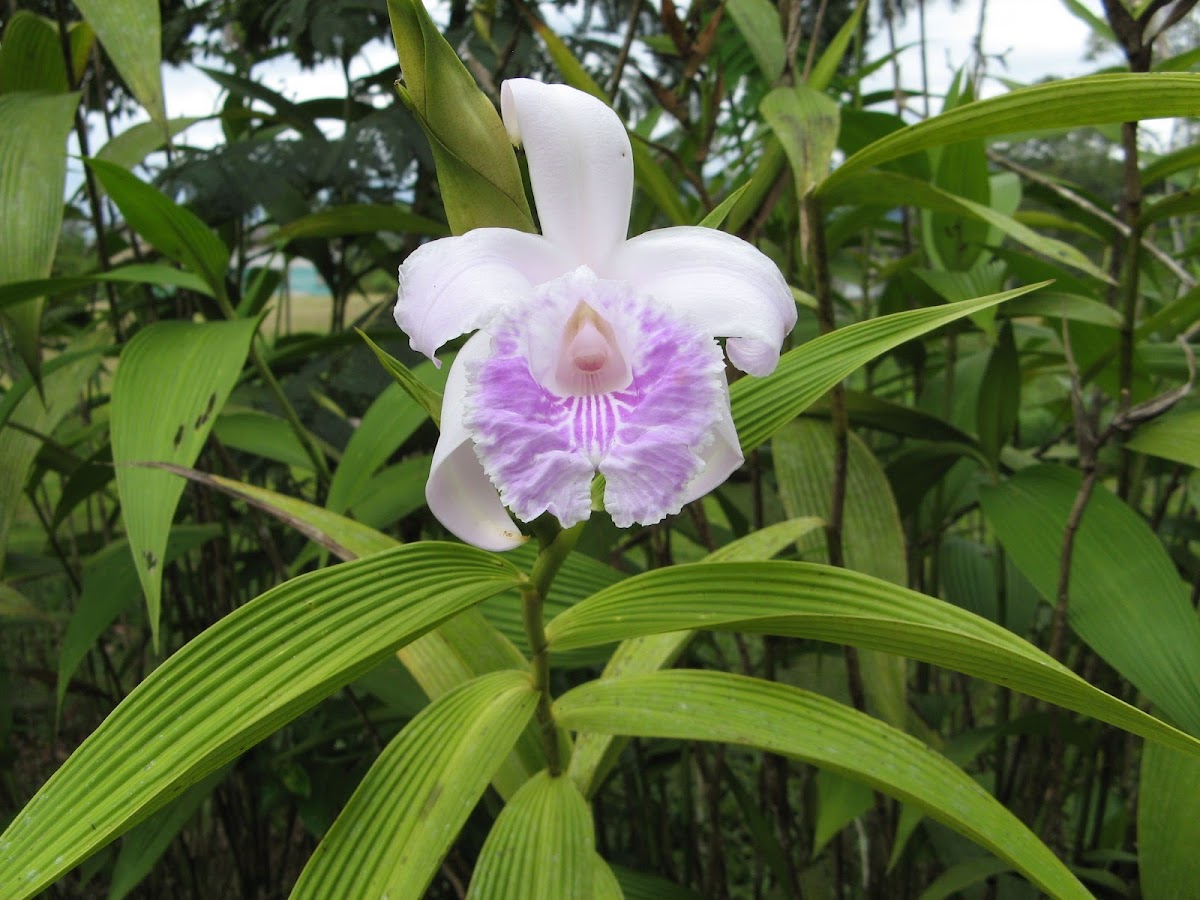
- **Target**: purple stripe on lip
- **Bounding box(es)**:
[463,267,728,530]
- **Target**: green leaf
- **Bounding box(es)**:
[918,857,1012,900]
[630,140,691,225]
[808,0,867,92]
[566,522,820,796]
[730,282,1050,452]
[143,463,543,797]
[356,329,443,426]
[1137,284,1200,340]
[56,526,222,723]
[199,67,323,139]
[1139,742,1200,899]
[544,560,1200,759]
[212,409,316,470]
[1058,0,1115,44]
[0,543,521,900]
[291,671,537,899]
[1141,187,1200,226]
[611,866,703,900]
[0,583,55,624]
[774,420,908,728]
[0,265,214,312]
[704,516,826,563]
[0,346,109,433]
[107,766,229,900]
[271,203,449,243]
[349,457,430,529]
[96,117,205,169]
[761,84,840,198]
[726,0,786,82]
[0,12,71,93]
[1126,410,1200,467]
[1142,142,1200,186]
[386,0,533,234]
[0,91,79,375]
[143,464,397,561]
[466,770,595,900]
[697,179,753,230]
[1003,291,1122,327]
[980,464,1200,736]
[554,671,1089,899]
[87,158,230,301]
[823,171,1111,282]
[807,390,975,444]
[326,361,448,514]
[592,855,623,899]
[73,0,164,121]
[813,769,873,853]
[820,73,1200,194]
[0,330,105,568]
[976,321,1020,467]
[110,318,261,647]
[927,92,990,271]
[725,139,787,234]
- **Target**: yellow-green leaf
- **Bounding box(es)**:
[292,671,537,899]
[111,318,260,646]
[0,543,521,900]
[555,671,1089,899]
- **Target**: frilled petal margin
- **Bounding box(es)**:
[426,332,527,552]
[604,226,797,377]
[394,227,569,363]
[501,79,634,272]
[673,384,743,508]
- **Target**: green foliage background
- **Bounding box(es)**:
[0,0,1198,897]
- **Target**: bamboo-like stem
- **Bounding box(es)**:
[520,520,582,776]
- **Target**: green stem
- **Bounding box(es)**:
[521,520,583,775]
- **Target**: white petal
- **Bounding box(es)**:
[604,226,797,376]
[677,395,743,507]
[395,228,568,363]
[426,333,527,551]
[500,78,633,270]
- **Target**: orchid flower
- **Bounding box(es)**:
[394,78,796,551]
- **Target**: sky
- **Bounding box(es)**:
[78,0,1170,180]
[143,0,1119,141]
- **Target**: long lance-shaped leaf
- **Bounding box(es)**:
[730,282,1049,452]
[466,770,595,900]
[567,519,825,797]
[555,670,1089,899]
[270,203,450,244]
[0,265,213,312]
[544,561,1200,760]
[819,73,1200,194]
[0,91,79,377]
[86,158,230,301]
[142,463,544,796]
[291,671,537,900]
[820,171,1111,282]
[111,318,261,648]
[980,465,1200,736]
[73,0,165,121]
[0,544,521,900]
[807,0,867,92]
